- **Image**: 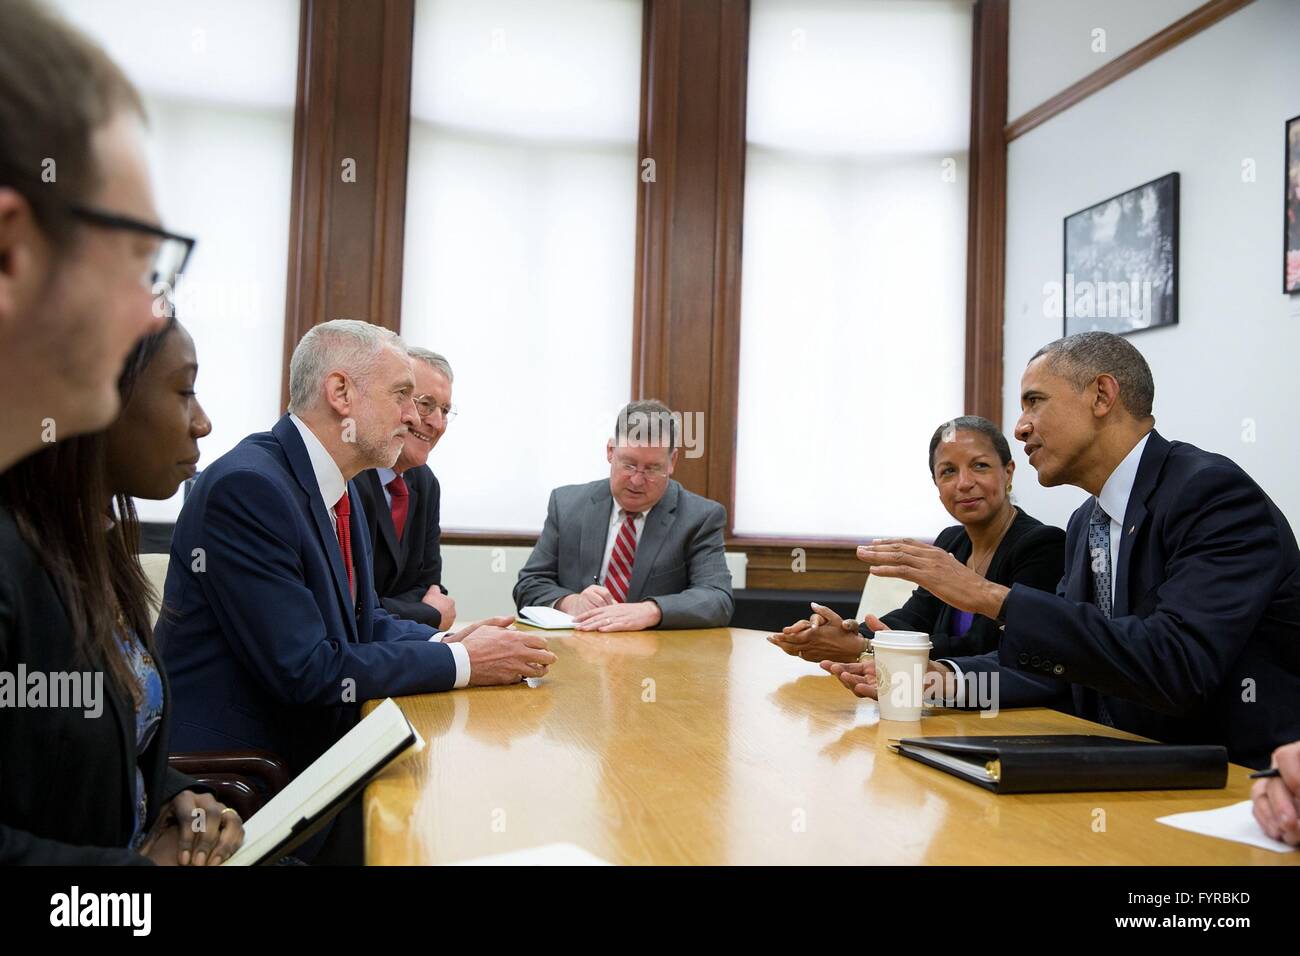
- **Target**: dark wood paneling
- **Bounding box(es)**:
[440,531,540,548]
[632,0,749,513]
[737,542,869,593]
[964,0,1009,427]
[438,530,870,593]
[281,0,415,410]
[1004,0,1254,143]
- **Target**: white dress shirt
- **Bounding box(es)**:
[288,415,469,687]
[375,466,397,509]
[1094,432,1150,610]
[938,431,1152,701]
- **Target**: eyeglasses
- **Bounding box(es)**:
[615,461,668,483]
[70,205,196,300]
[414,396,457,423]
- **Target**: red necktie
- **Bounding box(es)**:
[387,474,409,543]
[334,491,355,598]
[603,510,639,603]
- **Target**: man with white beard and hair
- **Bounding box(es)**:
[158,320,554,862]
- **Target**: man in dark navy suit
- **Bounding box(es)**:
[835,332,1300,769]
[158,321,555,787]
[354,347,456,629]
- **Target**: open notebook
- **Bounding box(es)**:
[223,697,423,865]
[517,606,576,630]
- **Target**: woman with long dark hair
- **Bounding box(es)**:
[0,317,243,864]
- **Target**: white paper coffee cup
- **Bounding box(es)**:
[870,631,933,721]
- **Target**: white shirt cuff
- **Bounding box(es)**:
[937,658,963,707]
[447,638,471,688]
[429,631,472,688]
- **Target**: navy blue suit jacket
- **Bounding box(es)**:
[157,415,458,778]
[951,431,1300,769]
[354,465,446,628]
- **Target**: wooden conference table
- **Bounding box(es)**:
[363,626,1297,865]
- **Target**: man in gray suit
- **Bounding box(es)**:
[514,400,734,631]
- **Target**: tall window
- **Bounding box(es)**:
[53,0,301,522]
[401,0,643,533]
[734,0,973,538]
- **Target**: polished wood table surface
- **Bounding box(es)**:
[363,627,1297,865]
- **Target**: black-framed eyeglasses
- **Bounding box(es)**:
[70,205,196,297]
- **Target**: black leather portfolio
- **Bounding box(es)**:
[889,734,1228,793]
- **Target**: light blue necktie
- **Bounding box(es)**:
[1087,499,1116,726]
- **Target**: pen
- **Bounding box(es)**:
[1248,767,1281,779]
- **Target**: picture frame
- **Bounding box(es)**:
[1063,172,1179,336]
[1285,113,1300,294]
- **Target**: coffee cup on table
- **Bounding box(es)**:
[868,630,933,721]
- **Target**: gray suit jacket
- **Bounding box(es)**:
[513,479,734,629]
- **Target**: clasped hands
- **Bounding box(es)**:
[767,601,953,700]
[139,789,244,866]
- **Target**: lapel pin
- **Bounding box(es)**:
[1128,526,1135,534]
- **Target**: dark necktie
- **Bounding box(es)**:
[1088,499,1115,726]
[387,474,409,543]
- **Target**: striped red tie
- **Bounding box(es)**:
[603,510,639,603]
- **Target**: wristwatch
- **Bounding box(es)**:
[857,634,873,662]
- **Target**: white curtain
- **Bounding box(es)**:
[53,0,300,522]
[402,0,643,532]
[734,0,974,538]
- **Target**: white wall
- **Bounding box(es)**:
[1003,0,1300,532]
[1008,0,1204,119]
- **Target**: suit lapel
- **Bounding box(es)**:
[580,483,613,584]
[1064,506,1092,603]
[400,470,421,562]
[272,416,358,640]
[365,470,401,563]
[627,482,679,601]
[1114,431,1167,617]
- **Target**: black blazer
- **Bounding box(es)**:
[354,465,446,628]
[0,505,197,864]
[954,431,1300,769]
[868,507,1066,658]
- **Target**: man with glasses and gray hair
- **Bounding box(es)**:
[514,399,734,631]
[354,347,458,629]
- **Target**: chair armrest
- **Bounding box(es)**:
[183,773,262,823]
[169,749,290,796]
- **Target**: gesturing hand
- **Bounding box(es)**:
[856,538,1009,620]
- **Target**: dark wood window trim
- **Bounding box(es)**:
[965,0,1009,427]
[632,0,749,518]
[281,0,415,411]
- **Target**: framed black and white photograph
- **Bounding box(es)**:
[1285,113,1300,294]
[1063,172,1179,336]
